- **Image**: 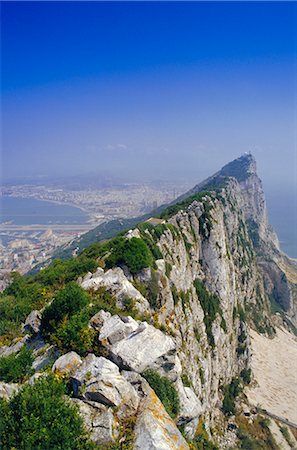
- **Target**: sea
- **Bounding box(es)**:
[0,196,88,225]
[266,190,297,260]
[0,193,296,259]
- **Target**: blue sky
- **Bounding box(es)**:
[1,1,296,193]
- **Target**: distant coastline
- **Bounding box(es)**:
[1,193,92,219]
[0,196,90,226]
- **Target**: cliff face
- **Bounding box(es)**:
[76,155,288,446]
[1,154,296,449]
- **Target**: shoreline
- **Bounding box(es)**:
[1,194,95,225]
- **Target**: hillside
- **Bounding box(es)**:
[0,154,296,449]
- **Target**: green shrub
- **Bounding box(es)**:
[280,426,295,447]
[0,346,34,383]
[41,282,89,334]
[240,368,251,385]
[222,377,242,416]
[143,369,180,419]
[159,191,213,220]
[146,271,160,309]
[0,274,47,342]
[35,257,98,287]
[171,285,179,306]
[181,373,191,387]
[51,312,97,356]
[0,375,94,450]
[194,280,226,347]
[0,257,97,343]
[187,420,218,450]
[192,432,218,450]
[106,237,153,274]
[165,262,172,278]
[44,287,121,355]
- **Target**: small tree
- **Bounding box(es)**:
[0,375,94,450]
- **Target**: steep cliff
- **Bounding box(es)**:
[1,154,296,449]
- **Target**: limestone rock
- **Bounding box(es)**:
[27,372,48,385]
[32,345,59,371]
[22,310,42,334]
[52,351,82,375]
[0,335,30,358]
[80,267,150,313]
[99,315,139,345]
[175,378,202,423]
[109,322,177,375]
[89,309,111,331]
[71,354,139,415]
[125,229,141,239]
[0,381,19,400]
[72,399,115,445]
[134,380,189,450]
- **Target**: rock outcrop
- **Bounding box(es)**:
[2,154,296,449]
[134,380,189,450]
[81,267,150,313]
[52,351,82,375]
[71,354,139,416]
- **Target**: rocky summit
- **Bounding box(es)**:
[0,154,296,449]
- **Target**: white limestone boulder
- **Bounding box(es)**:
[71,354,139,416]
[52,351,82,375]
[89,310,111,330]
[0,381,19,400]
[0,335,30,358]
[72,398,116,445]
[80,267,150,313]
[134,379,189,450]
[99,315,139,346]
[175,378,202,423]
[109,322,178,376]
[22,310,42,334]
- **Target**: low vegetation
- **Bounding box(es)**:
[0,257,98,344]
[41,284,130,356]
[143,369,180,419]
[236,415,279,450]
[222,377,242,416]
[159,191,214,220]
[186,419,218,450]
[105,237,154,274]
[0,375,94,450]
[194,279,226,347]
[0,346,34,383]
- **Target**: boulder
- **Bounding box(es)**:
[52,351,82,375]
[22,310,42,334]
[99,315,139,346]
[89,310,111,330]
[0,335,30,358]
[71,354,139,415]
[134,379,189,450]
[32,345,60,371]
[80,267,150,313]
[125,229,141,239]
[175,378,202,423]
[109,322,177,375]
[0,381,19,400]
[72,399,115,445]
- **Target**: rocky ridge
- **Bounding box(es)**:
[1,154,296,449]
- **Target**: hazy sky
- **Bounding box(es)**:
[1,1,297,193]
